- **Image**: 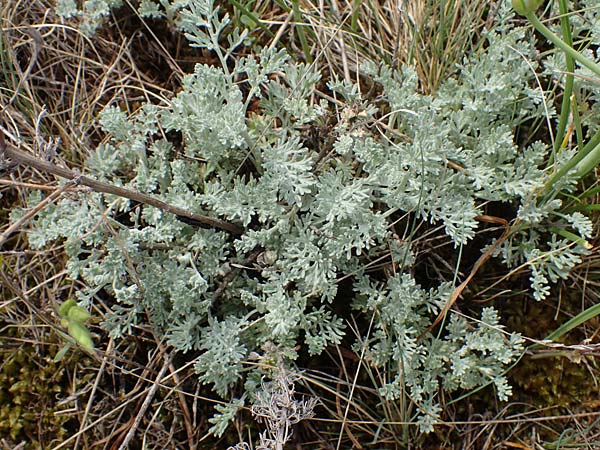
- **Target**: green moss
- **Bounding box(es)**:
[512,352,598,408]
[0,336,94,448]
[507,300,600,408]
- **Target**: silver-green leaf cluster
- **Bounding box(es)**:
[42,0,595,433]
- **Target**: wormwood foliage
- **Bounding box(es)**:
[38,0,594,433]
[56,0,193,36]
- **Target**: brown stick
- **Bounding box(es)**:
[421,216,512,338]
[0,135,244,235]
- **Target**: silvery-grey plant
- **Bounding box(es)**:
[33,0,596,437]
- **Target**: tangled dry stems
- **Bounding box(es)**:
[1,0,600,449]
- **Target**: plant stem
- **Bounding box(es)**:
[525,11,600,78]
[543,127,600,191]
[554,0,575,152]
[575,140,600,178]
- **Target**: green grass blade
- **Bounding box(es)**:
[228,0,275,37]
[291,0,312,63]
[544,303,600,342]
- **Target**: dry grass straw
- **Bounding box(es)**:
[260,0,491,93]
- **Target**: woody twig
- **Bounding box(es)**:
[0,133,244,235]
